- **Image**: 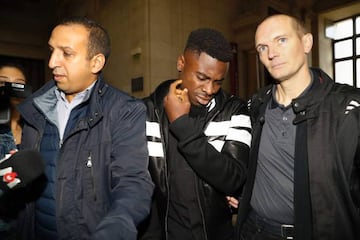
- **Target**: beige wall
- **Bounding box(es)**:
[99,0,238,98]
[0,0,358,98]
[98,0,148,95]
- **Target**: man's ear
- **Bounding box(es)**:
[91,54,106,74]
[177,55,185,72]
[302,33,313,54]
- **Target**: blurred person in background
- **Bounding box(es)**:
[0,62,30,239]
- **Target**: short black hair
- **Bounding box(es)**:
[0,61,27,82]
[57,16,111,61]
[184,28,233,62]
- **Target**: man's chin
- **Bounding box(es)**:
[196,98,211,106]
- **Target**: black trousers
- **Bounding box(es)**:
[239,211,294,240]
[239,217,283,240]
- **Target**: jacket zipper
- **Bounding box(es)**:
[161,106,223,239]
[192,105,223,239]
[155,108,170,240]
[195,178,209,240]
[87,151,97,201]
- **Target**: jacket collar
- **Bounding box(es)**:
[251,68,334,124]
[18,75,107,129]
[291,68,333,124]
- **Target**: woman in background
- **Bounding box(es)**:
[0,62,29,240]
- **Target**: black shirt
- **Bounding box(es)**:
[167,105,207,240]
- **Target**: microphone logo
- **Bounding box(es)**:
[0,167,21,188]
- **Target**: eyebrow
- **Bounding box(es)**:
[197,71,225,81]
[255,34,288,48]
[48,44,74,52]
[196,72,210,79]
[255,43,265,49]
[0,76,26,82]
[59,46,75,52]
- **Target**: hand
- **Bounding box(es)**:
[226,196,239,209]
[164,79,191,123]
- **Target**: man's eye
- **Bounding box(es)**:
[63,52,72,57]
[215,80,223,86]
[197,75,206,81]
[257,46,267,53]
[278,38,287,44]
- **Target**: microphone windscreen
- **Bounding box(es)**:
[0,150,45,192]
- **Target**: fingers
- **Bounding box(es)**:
[226,196,239,209]
[176,88,188,102]
[163,80,191,122]
[170,79,183,94]
[9,149,18,155]
[169,79,189,103]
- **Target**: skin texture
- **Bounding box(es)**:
[48,24,105,102]
[0,66,26,85]
[255,14,313,106]
[164,51,229,123]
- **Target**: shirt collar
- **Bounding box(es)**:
[269,72,314,110]
[55,80,96,104]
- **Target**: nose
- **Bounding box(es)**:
[202,81,216,96]
[267,45,279,60]
[48,51,58,69]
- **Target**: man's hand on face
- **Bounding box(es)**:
[164,79,191,123]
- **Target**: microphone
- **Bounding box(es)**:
[0,150,45,193]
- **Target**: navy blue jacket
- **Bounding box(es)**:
[17,77,154,240]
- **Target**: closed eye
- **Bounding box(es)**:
[197,73,209,81]
[63,51,73,57]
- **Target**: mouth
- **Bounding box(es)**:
[196,95,212,105]
[53,74,65,81]
[271,62,285,69]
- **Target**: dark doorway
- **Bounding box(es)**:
[0,55,46,92]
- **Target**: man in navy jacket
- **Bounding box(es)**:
[17,16,154,240]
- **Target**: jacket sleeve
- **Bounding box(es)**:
[92,100,154,240]
[169,99,251,195]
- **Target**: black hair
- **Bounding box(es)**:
[0,62,27,82]
[184,28,233,62]
[57,16,111,61]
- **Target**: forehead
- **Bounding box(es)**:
[0,66,26,82]
[184,51,228,78]
[49,24,89,48]
[255,16,294,44]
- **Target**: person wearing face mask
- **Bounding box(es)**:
[0,62,28,157]
[0,62,29,240]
